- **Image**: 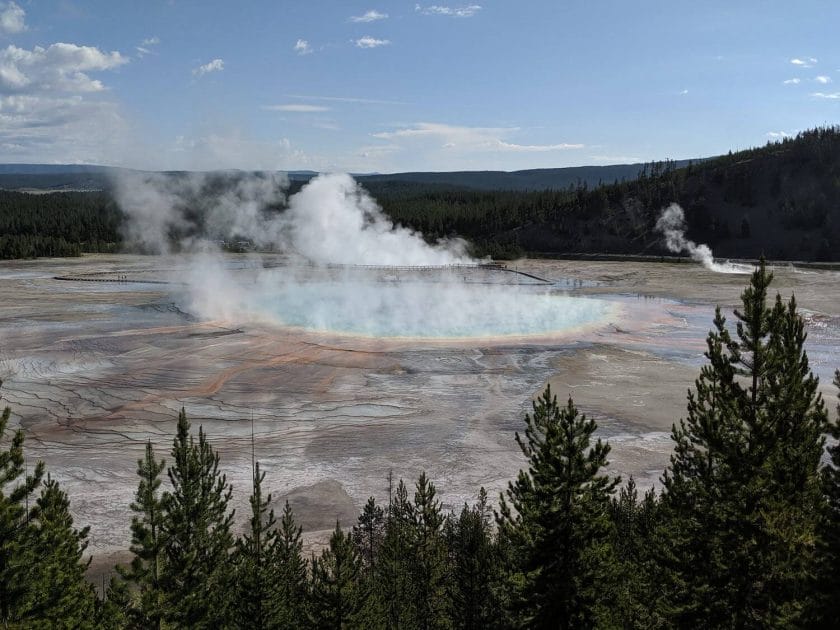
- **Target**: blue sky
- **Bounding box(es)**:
[0,1,838,172]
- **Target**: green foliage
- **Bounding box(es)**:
[20,475,98,627]
[496,385,620,629]
[159,408,236,627]
[116,440,166,628]
[309,522,365,629]
[273,500,310,627]
[0,382,44,624]
[657,260,829,627]
[0,190,120,259]
[234,460,279,629]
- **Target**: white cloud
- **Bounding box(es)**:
[766,131,793,139]
[679,89,689,95]
[350,9,388,23]
[355,36,390,49]
[0,43,128,94]
[136,36,160,58]
[815,75,831,84]
[790,57,817,68]
[0,1,26,34]
[294,39,312,55]
[372,122,583,153]
[811,91,840,99]
[263,104,331,112]
[286,93,407,105]
[0,41,134,165]
[415,4,482,17]
[783,78,801,85]
[192,58,224,77]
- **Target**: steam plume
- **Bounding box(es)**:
[655,203,753,274]
[113,171,610,337]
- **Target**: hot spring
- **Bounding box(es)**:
[181,264,616,339]
[245,280,613,339]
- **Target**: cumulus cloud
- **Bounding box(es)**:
[350,9,388,22]
[815,75,832,84]
[192,58,224,77]
[263,104,330,112]
[415,4,482,17]
[0,43,128,93]
[783,78,801,85]
[0,1,25,34]
[355,36,390,48]
[766,131,793,139]
[790,57,817,68]
[294,39,312,55]
[373,122,583,152]
[811,91,840,99]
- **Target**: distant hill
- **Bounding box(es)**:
[356,161,700,191]
[0,161,701,193]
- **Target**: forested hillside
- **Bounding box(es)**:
[1,265,839,627]
[371,127,840,261]
[1,127,839,261]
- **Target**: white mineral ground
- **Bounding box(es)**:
[0,255,838,578]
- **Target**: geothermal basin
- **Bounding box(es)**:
[1,255,838,567]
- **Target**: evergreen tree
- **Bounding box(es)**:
[819,369,840,625]
[273,500,309,627]
[410,472,450,630]
[116,440,166,628]
[352,496,386,628]
[657,261,828,627]
[377,479,416,628]
[20,475,98,627]
[159,408,235,627]
[444,488,497,630]
[609,478,661,628]
[309,522,364,629]
[234,460,279,629]
[496,385,619,629]
[0,385,43,624]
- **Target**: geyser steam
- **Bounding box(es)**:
[655,203,753,274]
[115,171,613,338]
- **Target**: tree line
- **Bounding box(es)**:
[1,268,840,628]
[3,127,840,262]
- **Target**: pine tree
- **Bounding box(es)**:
[159,408,235,627]
[116,440,166,628]
[445,488,497,630]
[410,472,450,630]
[20,474,98,627]
[0,385,43,624]
[234,460,279,629]
[496,385,619,629]
[609,478,661,628]
[352,496,386,628]
[377,479,416,628]
[309,522,364,629]
[819,369,840,625]
[657,261,828,627]
[273,500,309,627]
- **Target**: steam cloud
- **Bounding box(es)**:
[115,171,470,265]
[655,203,753,274]
[114,171,609,338]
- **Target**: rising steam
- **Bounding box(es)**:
[655,203,753,274]
[113,171,610,337]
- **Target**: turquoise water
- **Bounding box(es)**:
[250,281,613,339]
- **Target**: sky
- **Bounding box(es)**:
[0,1,838,173]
